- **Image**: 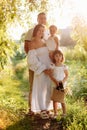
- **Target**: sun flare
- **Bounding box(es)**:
[7,0,87,40]
[47,0,87,29]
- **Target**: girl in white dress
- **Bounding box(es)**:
[27,24,57,119]
[51,50,68,118]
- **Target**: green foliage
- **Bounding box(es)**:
[64,43,87,101]
[0,58,28,128]
[60,102,87,130]
[0,35,18,70]
[0,56,87,129]
[64,47,87,61]
[28,0,49,12]
[66,59,87,100]
[0,0,19,70]
[0,0,50,71]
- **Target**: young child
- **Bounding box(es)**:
[51,50,68,118]
[46,25,59,60]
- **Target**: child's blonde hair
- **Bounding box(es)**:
[53,50,65,63]
[49,25,57,31]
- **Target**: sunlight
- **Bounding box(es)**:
[74,0,87,18]
[7,22,24,41]
[47,0,87,29]
[7,0,87,40]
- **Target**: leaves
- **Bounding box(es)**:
[0,0,50,70]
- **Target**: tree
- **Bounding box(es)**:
[0,0,49,70]
[0,0,66,70]
[0,0,18,70]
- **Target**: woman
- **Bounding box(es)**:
[27,24,56,119]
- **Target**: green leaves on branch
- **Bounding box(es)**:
[0,32,18,70]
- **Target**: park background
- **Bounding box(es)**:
[0,0,87,129]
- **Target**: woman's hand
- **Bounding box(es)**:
[44,69,50,75]
[44,69,58,85]
[44,69,53,75]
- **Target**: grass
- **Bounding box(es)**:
[0,56,87,130]
[0,58,29,129]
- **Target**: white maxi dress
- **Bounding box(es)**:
[27,46,53,113]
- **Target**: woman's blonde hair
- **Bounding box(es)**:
[32,24,45,37]
[53,50,65,63]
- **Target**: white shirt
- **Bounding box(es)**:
[25,28,34,41]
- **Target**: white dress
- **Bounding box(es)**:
[46,36,62,51]
[46,37,57,51]
[51,64,68,103]
[52,64,68,89]
[27,46,53,112]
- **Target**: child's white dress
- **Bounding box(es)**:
[46,37,57,51]
[53,65,68,89]
[51,64,68,103]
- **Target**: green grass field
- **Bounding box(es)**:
[0,57,87,130]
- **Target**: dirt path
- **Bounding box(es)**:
[28,114,63,130]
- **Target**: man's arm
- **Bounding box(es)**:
[24,28,33,54]
[24,40,31,54]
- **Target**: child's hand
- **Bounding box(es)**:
[57,81,59,86]
[62,80,65,84]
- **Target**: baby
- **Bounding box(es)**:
[46,25,59,50]
[46,25,59,60]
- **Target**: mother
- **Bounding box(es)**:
[27,24,57,119]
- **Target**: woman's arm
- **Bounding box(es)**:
[44,69,58,85]
[27,50,47,75]
[49,75,58,85]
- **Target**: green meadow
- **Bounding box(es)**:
[0,51,87,130]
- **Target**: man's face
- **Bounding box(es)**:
[37,14,47,25]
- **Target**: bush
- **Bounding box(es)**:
[65,58,87,101]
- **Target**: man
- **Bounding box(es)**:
[24,12,49,115]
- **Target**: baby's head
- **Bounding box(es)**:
[49,25,57,36]
[53,50,65,64]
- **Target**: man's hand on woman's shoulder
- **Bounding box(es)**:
[28,41,36,50]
